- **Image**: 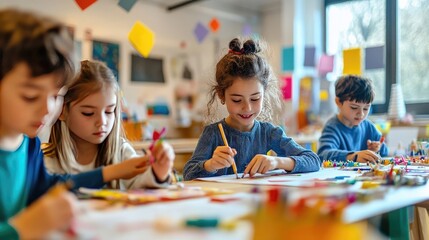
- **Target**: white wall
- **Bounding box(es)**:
[0,0,259,123]
[260,0,324,133]
[1,0,324,134]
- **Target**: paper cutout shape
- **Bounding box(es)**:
[304,46,316,67]
[92,40,120,81]
[343,48,361,75]
[118,0,138,12]
[282,47,294,72]
[128,21,155,58]
[320,90,329,101]
[281,75,292,100]
[318,54,334,76]
[75,0,97,11]
[242,24,252,36]
[365,45,384,70]
[194,22,209,43]
[209,18,220,32]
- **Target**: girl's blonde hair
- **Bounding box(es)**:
[43,60,123,179]
[206,38,281,124]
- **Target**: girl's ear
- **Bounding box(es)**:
[217,90,225,105]
[58,105,67,121]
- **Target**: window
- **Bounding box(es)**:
[325,0,429,115]
[398,0,429,105]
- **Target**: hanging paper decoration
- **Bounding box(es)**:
[118,0,138,12]
[242,24,252,36]
[128,21,155,58]
[281,46,294,72]
[280,75,293,101]
[209,18,220,32]
[75,0,97,11]
[343,48,361,75]
[365,45,384,70]
[318,54,334,77]
[304,46,316,67]
[193,22,209,43]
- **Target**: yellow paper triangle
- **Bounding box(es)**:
[128,21,155,58]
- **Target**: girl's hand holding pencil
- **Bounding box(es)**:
[204,146,237,172]
[216,123,239,178]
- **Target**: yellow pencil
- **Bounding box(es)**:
[217,123,239,179]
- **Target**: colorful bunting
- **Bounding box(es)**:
[128,21,155,58]
[75,0,97,11]
[365,45,384,70]
[281,75,293,100]
[343,48,361,75]
[242,24,252,36]
[209,18,220,32]
[318,54,334,76]
[193,22,208,43]
[304,46,316,67]
[118,0,138,12]
[282,47,294,72]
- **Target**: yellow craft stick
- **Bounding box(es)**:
[217,123,239,179]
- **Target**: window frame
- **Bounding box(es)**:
[324,0,428,116]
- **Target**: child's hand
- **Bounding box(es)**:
[348,150,380,164]
[204,146,237,172]
[243,154,278,177]
[151,140,175,182]
[367,139,382,152]
[103,156,151,181]
[10,190,76,239]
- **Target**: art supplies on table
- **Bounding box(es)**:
[148,127,167,163]
[78,185,234,205]
[62,193,254,240]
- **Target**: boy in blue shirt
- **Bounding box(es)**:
[0,9,150,239]
[318,75,388,163]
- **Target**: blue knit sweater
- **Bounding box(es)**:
[183,120,321,180]
[318,115,388,161]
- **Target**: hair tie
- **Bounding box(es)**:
[228,49,243,55]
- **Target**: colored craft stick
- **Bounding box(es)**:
[217,123,238,179]
[148,127,166,164]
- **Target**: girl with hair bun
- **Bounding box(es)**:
[183,38,320,180]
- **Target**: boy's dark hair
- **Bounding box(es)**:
[335,75,375,104]
[0,9,75,86]
[207,38,281,123]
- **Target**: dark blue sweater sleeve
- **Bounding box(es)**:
[183,126,224,180]
[269,125,320,173]
[26,137,105,205]
[317,123,353,161]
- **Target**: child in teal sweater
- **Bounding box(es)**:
[0,9,150,239]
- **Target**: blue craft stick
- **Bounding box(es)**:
[186,218,219,228]
[334,176,350,179]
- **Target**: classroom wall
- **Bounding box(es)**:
[0,0,324,135]
[0,0,263,125]
[261,0,324,132]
